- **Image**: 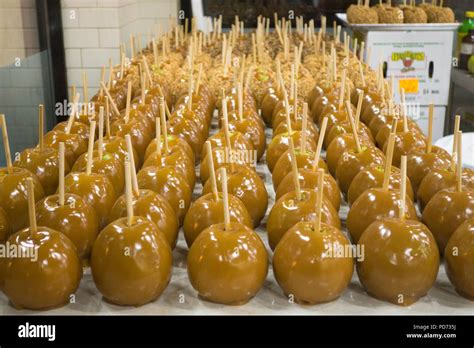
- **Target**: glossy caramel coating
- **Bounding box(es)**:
[14,147,70,195]
[335,146,385,194]
[63,172,116,228]
[407,146,452,194]
[273,222,354,304]
[347,164,415,205]
[94,135,139,166]
[228,117,266,161]
[417,168,474,211]
[267,189,341,250]
[272,117,319,139]
[110,189,179,248]
[324,121,374,149]
[167,116,205,159]
[275,169,341,211]
[311,93,337,123]
[422,189,474,253]
[384,132,427,168]
[375,119,423,148]
[202,163,268,227]
[91,217,173,306]
[144,134,195,164]
[43,131,87,167]
[326,133,373,175]
[266,131,317,172]
[0,207,10,242]
[0,167,45,233]
[357,218,439,306]
[1,227,82,310]
[111,118,153,164]
[347,188,418,243]
[137,166,191,224]
[260,88,280,125]
[187,222,268,305]
[36,193,100,260]
[201,130,254,159]
[53,121,90,143]
[183,192,252,247]
[445,219,474,300]
[72,150,125,195]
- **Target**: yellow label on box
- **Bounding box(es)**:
[399,79,419,94]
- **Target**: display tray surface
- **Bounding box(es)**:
[336,13,460,32]
[1,119,473,316]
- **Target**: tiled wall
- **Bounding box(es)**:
[61,0,179,99]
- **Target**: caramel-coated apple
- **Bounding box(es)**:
[384,132,427,168]
[273,222,354,304]
[422,189,474,253]
[347,188,418,243]
[406,146,452,194]
[111,117,153,164]
[187,222,268,305]
[261,88,280,125]
[324,120,374,149]
[0,207,9,242]
[267,189,341,250]
[63,172,116,228]
[228,116,266,161]
[357,217,439,306]
[144,134,195,164]
[275,168,341,211]
[0,167,45,233]
[445,219,474,300]
[14,147,70,195]
[183,192,252,247]
[375,118,423,148]
[310,92,337,123]
[137,166,191,224]
[202,163,268,227]
[202,130,254,159]
[347,164,415,205]
[53,120,90,143]
[326,133,373,175]
[335,145,385,194]
[272,117,319,139]
[91,216,173,306]
[35,193,100,260]
[72,150,125,195]
[43,131,87,167]
[94,135,139,166]
[167,115,205,159]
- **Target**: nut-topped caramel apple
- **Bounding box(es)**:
[43,94,88,167]
[184,163,252,247]
[109,143,179,248]
[187,168,268,305]
[267,138,341,250]
[445,219,474,300]
[422,131,474,253]
[0,114,45,233]
[335,102,385,194]
[15,104,72,195]
[91,160,172,306]
[273,169,354,304]
[406,104,451,193]
[35,143,100,262]
[63,121,116,228]
[357,157,439,306]
[1,178,82,310]
[72,107,125,195]
[347,146,418,243]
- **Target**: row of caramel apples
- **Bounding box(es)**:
[0,14,473,309]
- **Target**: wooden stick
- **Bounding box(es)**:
[125,135,139,196]
[338,70,346,110]
[105,96,111,138]
[125,159,134,226]
[400,88,409,133]
[0,114,13,174]
[100,82,120,117]
[346,101,362,153]
[159,97,169,153]
[86,121,96,175]
[206,142,219,201]
[282,85,293,135]
[313,117,328,171]
[65,93,80,134]
[314,169,325,233]
[457,130,463,192]
[187,70,193,110]
[237,82,243,121]
[301,102,308,153]
[98,106,104,159]
[219,167,231,230]
[155,117,162,160]
[38,104,44,151]
[125,81,132,123]
[289,137,302,201]
[99,66,106,98]
[58,142,65,206]
[399,155,407,221]
[130,34,135,59]
[26,178,37,234]
[427,103,434,153]
[355,90,364,130]
[221,96,235,173]
[382,131,396,191]
[358,61,366,88]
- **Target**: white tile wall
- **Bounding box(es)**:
[65,48,82,68]
[99,28,120,47]
[64,28,99,48]
[62,8,80,28]
[82,48,119,68]
[78,8,119,28]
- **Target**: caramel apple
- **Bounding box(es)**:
[184,167,253,247]
[64,122,116,228]
[357,157,439,306]
[1,178,82,310]
[0,207,9,242]
[445,219,474,300]
[422,132,474,252]
[187,171,268,305]
[91,160,172,306]
[273,170,353,304]
[36,143,100,261]
[53,120,90,144]
[167,114,205,159]
[261,87,280,125]
[326,132,373,175]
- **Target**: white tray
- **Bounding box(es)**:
[336,13,460,32]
